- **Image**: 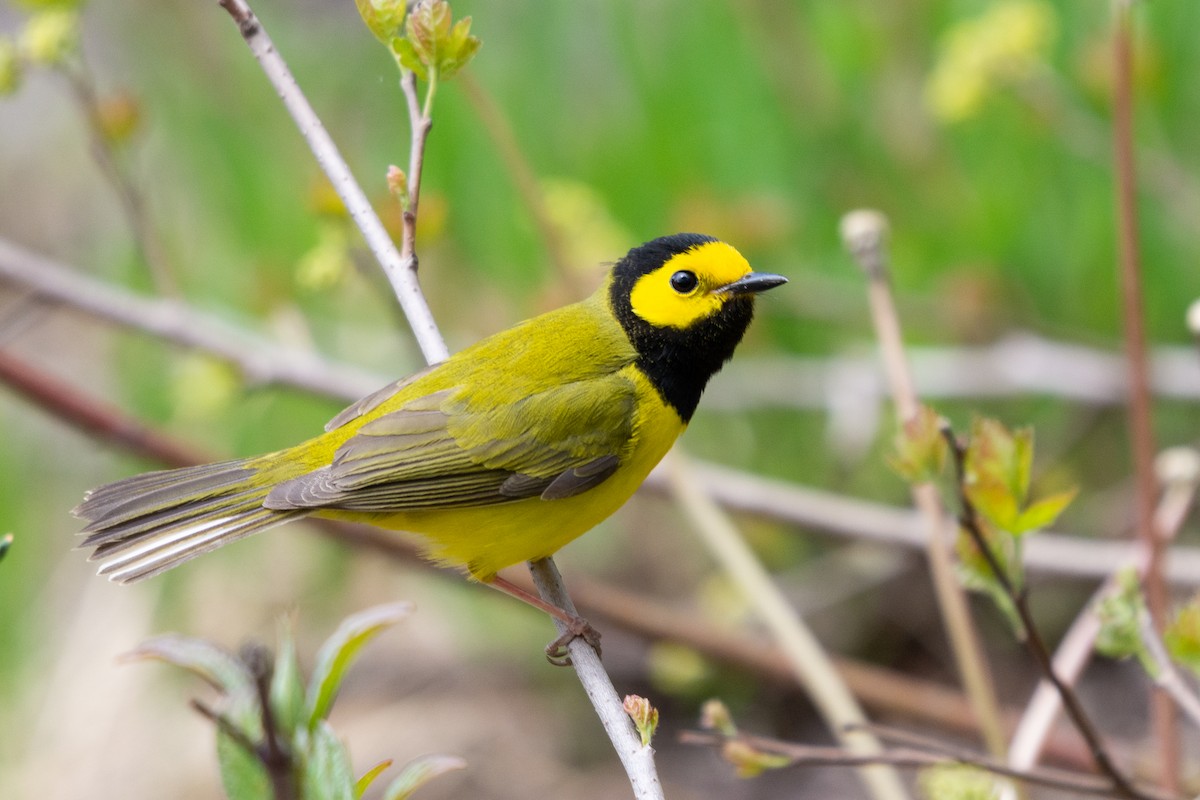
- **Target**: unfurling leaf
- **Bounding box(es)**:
[720,740,792,778]
[387,164,410,209]
[355,760,394,799]
[304,719,357,800]
[889,405,949,483]
[963,417,1074,536]
[918,763,1002,800]
[18,9,79,66]
[623,694,660,747]
[306,602,413,730]
[356,0,407,45]
[269,621,306,740]
[392,0,480,81]
[381,754,467,800]
[1165,597,1200,678]
[1094,568,1153,673]
[699,698,737,737]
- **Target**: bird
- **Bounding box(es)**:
[76,233,786,658]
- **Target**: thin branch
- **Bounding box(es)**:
[1111,0,1176,788]
[664,454,910,800]
[10,234,1200,408]
[1006,448,1199,778]
[840,209,1008,760]
[212,3,660,795]
[528,559,664,800]
[60,62,179,296]
[398,71,432,275]
[943,429,1149,800]
[679,730,1177,800]
[0,237,383,398]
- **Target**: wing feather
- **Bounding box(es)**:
[264,374,638,513]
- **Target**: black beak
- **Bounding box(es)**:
[718,272,788,296]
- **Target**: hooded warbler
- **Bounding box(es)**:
[76,233,785,620]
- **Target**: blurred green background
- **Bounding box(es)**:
[1,0,1198,797]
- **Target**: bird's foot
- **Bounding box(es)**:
[544,616,602,667]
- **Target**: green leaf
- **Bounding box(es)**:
[1165,599,1200,678]
[392,37,427,80]
[302,720,356,800]
[1094,569,1152,671]
[918,763,1001,800]
[382,754,467,800]
[125,635,266,735]
[125,634,254,695]
[306,603,413,730]
[355,0,407,45]
[217,725,272,800]
[270,623,306,740]
[1010,487,1077,535]
[355,759,394,798]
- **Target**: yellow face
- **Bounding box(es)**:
[628,241,753,329]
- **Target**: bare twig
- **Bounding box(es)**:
[10,234,1200,407]
[679,729,1177,800]
[0,237,383,399]
[943,429,1149,800]
[212,2,661,795]
[1111,1,1175,788]
[840,209,1008,759]
[664,454,910,800]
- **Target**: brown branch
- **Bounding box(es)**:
[1111,2,1176,789]
[60,63,179,297]
[942,428,1149,800]
[680,729,1177,800]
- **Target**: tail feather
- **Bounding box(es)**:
[74,459,306,584]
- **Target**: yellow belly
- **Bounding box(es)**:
[318,368,684,580]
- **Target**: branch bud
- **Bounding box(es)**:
[622,694,659,747]
[838,209,890,279]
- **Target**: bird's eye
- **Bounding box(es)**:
[670,270,699,294]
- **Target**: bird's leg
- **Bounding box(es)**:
[485,574,602,666]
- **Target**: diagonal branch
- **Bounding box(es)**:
[212,2,659,796]
[943,428,1149,800]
